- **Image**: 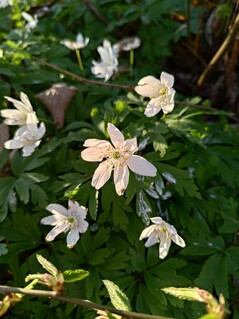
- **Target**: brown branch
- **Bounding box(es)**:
[197,12,239,86]
[32,57,134,91]
[81,0,108,25]
[0,285,175,319]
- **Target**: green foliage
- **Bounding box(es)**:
[0,1,238,319]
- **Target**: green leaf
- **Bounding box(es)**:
[15,178,30,204]
[36,254,59,277]
[88,189,99,220]
[103,279,131,311]
[63,269,89,282]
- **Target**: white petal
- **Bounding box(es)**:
[123,138,138,153]
[78,219,89,233]
[162,101,175,114]
[81,147,106,162]
[4,139,24,149]
[139,225,155,240]
[36,122,46,139]
[45,224,69,241]
[68,199,79,212]
[26,112,39,125]
[66,229,80,248]
[150,217,164,225]
[159,237,171,259]
[144,100,161,117]
[77,206,88,220]
[145,233,158,247]
[4,95,32,113]
[113,164,129,195]
[22,144,36,157]
[41,215,60,226]
[83,139,111,148]
[107,123,124,147]
[160,72,174,87]
[20,92,34,111]
[172,233,186,248]
[126,155,157,177]
[46,203,69,217]
[91,161,113,189]
[134,76,161,98]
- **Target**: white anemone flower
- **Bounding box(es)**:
[139,217,185,259]
[122,36,141,51]
[4,123,45,157]
[91,39,118,81]
[0,0,12,8]
[41,200,89,248]
[1,92,39,126]
[61,32,89,50]
[134,72,176,117]
[81,123,157,196]
[22,12,38,32]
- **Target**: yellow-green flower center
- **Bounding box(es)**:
[160,87,168,96]
[113,151,121,159]
[68,217,75,223]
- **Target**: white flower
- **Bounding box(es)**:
[81,123,157,196]
[122,36,141,51]
[4,123,45,157]
[134,72,176,117]
[1,92,39,126]
[22,12,38,32]
[91,40,118,81]
[41,200,89,248]
[61,32,89,50]
[0,0,12,8]
[139,217,185,259]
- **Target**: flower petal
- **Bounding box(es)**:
[91,161,113,189]
[123,137,138,153]
[139,225,155,240]
[22,144,36,157]
[159,237,171,259]
[150,217,164,225]
[107,123,124,147]
[134,76,161,98]
[145,233,158,247]
[172,233,186,248]
[126,155,157,177]
[144,100,161,117]
[66,229,80,248]
[160,71,174,87]
[81,147,106,162]
[78,219,89,233]
[4,139,24,149]
[45,223,69,241]
[46,203,69,217]
[41,215,60,226]
[83,138,111,148]
[113,164,129,195]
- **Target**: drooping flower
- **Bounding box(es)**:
[81,123,157,196]
[22,12,38,32]
[4,123,46,157]
[91,40,118,81]
[139,217,185,259]
[121,36,141,51]
[61,33,89,50]
[1,92,39,126]
[41,200,89,248]
[134,72,176,117]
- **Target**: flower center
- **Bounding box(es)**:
[113,151,121,159]
[160,86,168,96]
[68,217,75,223]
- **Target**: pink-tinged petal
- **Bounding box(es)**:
[45,224,69,241]
[139,225,155,240]
[144,99,161,117]
[113,164,129,195]
[159,237,171,259]
[46,203,69,217]
[4,139,24,149]
[160,72,174,88]
[172,233,186,247]
[66,229,80,248]
[91,161,113,189]
[134,76,161,98]
[78,219,89,233]
[126,155,157,177]
[123,137,138,153]
[83,139,111,148]
[22,145,36,157]
[81,147,106,162]
[145,233,158,247]
[107,123,124,147]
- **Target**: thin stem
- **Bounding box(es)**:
[130,49,134,75]
[33,57,135,91]
[0,285,175,319]
[197,11,239,86]
[75,49,83,71]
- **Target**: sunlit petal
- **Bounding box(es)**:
[92,161,113,189]
[134,76,161,98]
[107,123,124,147]
[127,155,157,176]
[114,164,129,195]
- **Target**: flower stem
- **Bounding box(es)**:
[130,49,134,75]
[75,49,83,71]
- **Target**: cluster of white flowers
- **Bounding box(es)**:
[0,92,45,156]
[0,33,182,257]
